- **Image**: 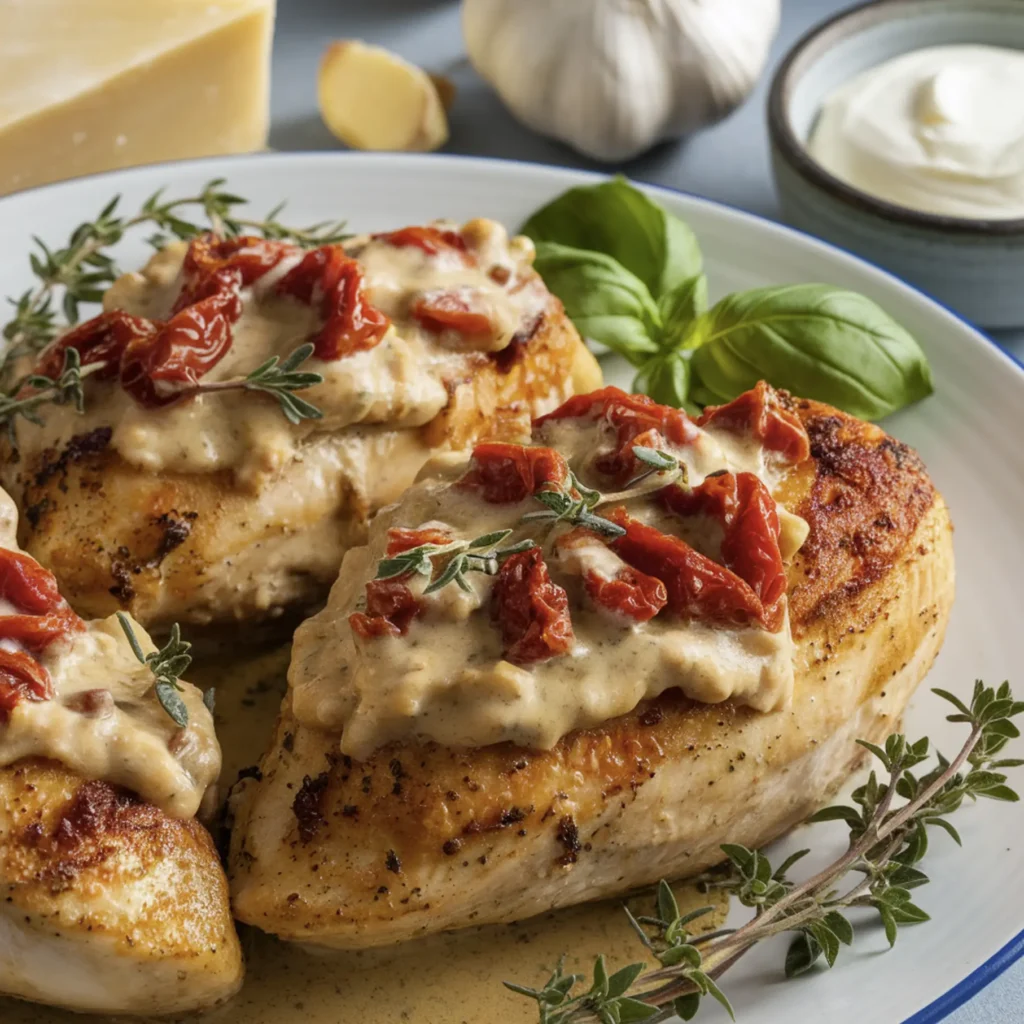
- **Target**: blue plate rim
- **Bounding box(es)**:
[1,148,1022,1021]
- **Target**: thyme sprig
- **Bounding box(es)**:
[376,529,537,594]
[117,613,194,728]
[2,179,347,377]
[523,472,626,539]
[507,681,1024,1022]
[181,342,325,425]
[0,348,103,443]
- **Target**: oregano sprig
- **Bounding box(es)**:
[117,612,194,728]
[506,681,1024,1022]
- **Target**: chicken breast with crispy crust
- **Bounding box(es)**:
[2,221,598,631]
[0,762,241,1016]
[229,385,953,949]
[0,489,242,1014]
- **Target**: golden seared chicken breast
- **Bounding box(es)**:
[0,489,242,1014]
[229,384,954,948]
[2,221,598,630]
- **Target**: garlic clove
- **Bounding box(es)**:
[318,40,449,153]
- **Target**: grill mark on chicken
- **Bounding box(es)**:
[33,427,113,487]
[555,815,581,865]
[293,772,330,843]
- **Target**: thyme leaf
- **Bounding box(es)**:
[1,179,348,382]
[182,342,325,424]
[117,613,193,728]
[0,348,104,445]
[375,529,538,596]
[521,471,626,538]
[506,681,1024,1022]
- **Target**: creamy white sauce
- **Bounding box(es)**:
[809,45,1024,219]
[0,490,218,817]
[10,220,549,489]
[290,415,807,760]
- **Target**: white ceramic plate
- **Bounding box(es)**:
[0,153,1021,1023]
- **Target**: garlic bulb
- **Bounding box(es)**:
[462,0,780,162]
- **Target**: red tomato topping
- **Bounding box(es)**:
[385,527,453,556]
[605,507,773,629]
[349,580,421,639]
[661,472,786,629]
[0,649,53,723]
[0,549,84,721]
[697,382,810,463]
[174,234,291,312]
[32,310,156,383]
[458,443,569,504]
[413,291,494,338]
[374,226,469,260]
[535,387,698,485]
[490,548,574,665]
[555,527,667,622]
[277,245,390,360]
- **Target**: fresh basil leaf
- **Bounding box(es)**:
[658,273,708,349]
[522,177,702,299]
[633,350,690,409]
[532,241,660,366]
[687,284,933,420]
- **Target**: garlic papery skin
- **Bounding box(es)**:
[462,0,780,163]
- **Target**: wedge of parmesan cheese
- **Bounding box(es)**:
[0,0,275,196]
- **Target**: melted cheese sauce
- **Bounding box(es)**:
[0,641,727,1024]
[0,491,218,818]
[291,417,809,760]
[8,220,550,492]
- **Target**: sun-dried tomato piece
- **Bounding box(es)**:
[174,234,292,312]
[458,443,569,504]
[491,548,573,665]
[585,566,666,622]
[697,382,810,463]
[374,226,469,260]
[660,472,786,628]
[277,246,390,360]
[349,580,421,639]
[413,291,493,338]
[535,387,698,485]
[606,507,770,628]
[32,310,157,383]
[0,548,69,616]
[121,283,241,405]
[0,648,53,723]
[555,527,667,622]
[385,527,453,556]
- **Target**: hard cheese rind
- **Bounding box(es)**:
[0,0,275,196]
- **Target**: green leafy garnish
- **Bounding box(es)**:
[117,613,193,728]
[522,178,933,418]
[0,348,103,444]
[184,342,325,425]
[2,179,347,382]
[521,471,626,538]
[376,530,537,594]
[522,175,703,300]
[505,682,1023,1022]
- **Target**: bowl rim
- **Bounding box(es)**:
[767,0,1024,237]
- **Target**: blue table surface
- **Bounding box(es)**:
[269,2,1024,1021]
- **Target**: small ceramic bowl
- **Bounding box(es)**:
[768,0,1024,329]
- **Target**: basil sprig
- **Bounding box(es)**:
[522,178,933,419]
